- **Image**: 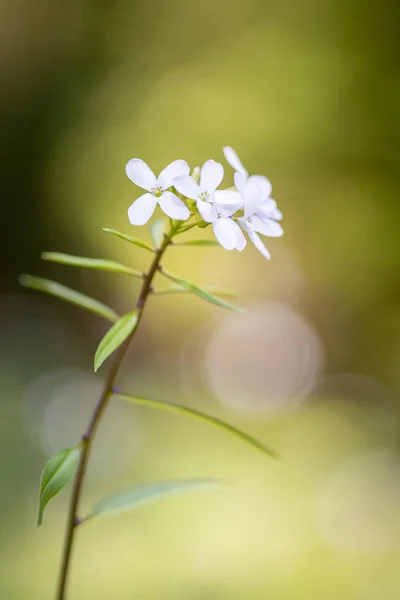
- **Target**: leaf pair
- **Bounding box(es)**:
[38,446,220,526]
[37,392,278,526]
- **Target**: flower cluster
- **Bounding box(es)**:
[126,147,283,259]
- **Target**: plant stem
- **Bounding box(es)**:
[56,232,172,600]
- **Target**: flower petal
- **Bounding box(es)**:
[234,171,247,194]
[173,175,199,200]
[213,190,243,217]
[243,181,262,219]
[239,219,270,259]
[158,160,190,188]
[250,215,284,237]
[270,207,283,221]
[126,159,157,191]
[128,193,158,226]
[258,198,283,221]
[158,191,190,221]
[197,199,217,223]
[200,159,224,193]
[234,225,247,251]
[250,175,272,199]
[223,147,248,175]
[212,218,246,251]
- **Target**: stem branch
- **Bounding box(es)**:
[56,232,171,600]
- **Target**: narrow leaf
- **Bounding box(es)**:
[94,309,139,371]
[38,447,80,526]
[42,252,142,279]
[102,228,154,252]
[160,270,243,312]
[174,240,220,247]
[85,479,221,522]
[19,274,119,322]
[154,284,236,299]
[150,219,166,248]
[116,393,278,459]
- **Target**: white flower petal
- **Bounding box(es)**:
[158,191,190,221]
[257,198,283,221]
[200,159,224,193]
[197,199,216,223]
[250,175,272,199]
[213,190,243,217]
[212,218,245,251]
[267,198,278,209]
[269,207,283,221]
[233,225,247,251]
[240,219,270,259]
[223,147,248,175]
[173,175,199,200]
[234,171,247,194]
[126,159,157,191]
[250,215,284,237]
[249,230,271,259]
[158,160,190,188]
[127,193,158,225]
[243,181,262,219]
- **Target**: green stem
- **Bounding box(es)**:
[55,231,172,600]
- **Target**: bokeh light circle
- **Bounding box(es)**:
[205,301,324,416]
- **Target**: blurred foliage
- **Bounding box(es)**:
[1,0,400,598]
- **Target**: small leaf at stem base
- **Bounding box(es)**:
[94,309,140,371]
[38,447,80,526]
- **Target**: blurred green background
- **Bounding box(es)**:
[1,0,400,598]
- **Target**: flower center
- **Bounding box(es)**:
[199,191,211,202]
[151,187,164,197]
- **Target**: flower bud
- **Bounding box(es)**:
[191,166,201,184]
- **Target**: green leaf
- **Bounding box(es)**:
[19,274,119,322]
[42,252,142,279]
[102,228,154,252]
[150,219,166,248]
[154,283,236,299]
[94,309,139,371]
[116,393,278,459]
[38,447,80,526]
[160,270,243,312]
[85,479,221,522]
[173,240,220,247]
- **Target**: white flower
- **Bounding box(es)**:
[126,158,191,225]
[224,145,283,222]
[224,145,275,199]
[238,181,283,260]
[174,159,246,251]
